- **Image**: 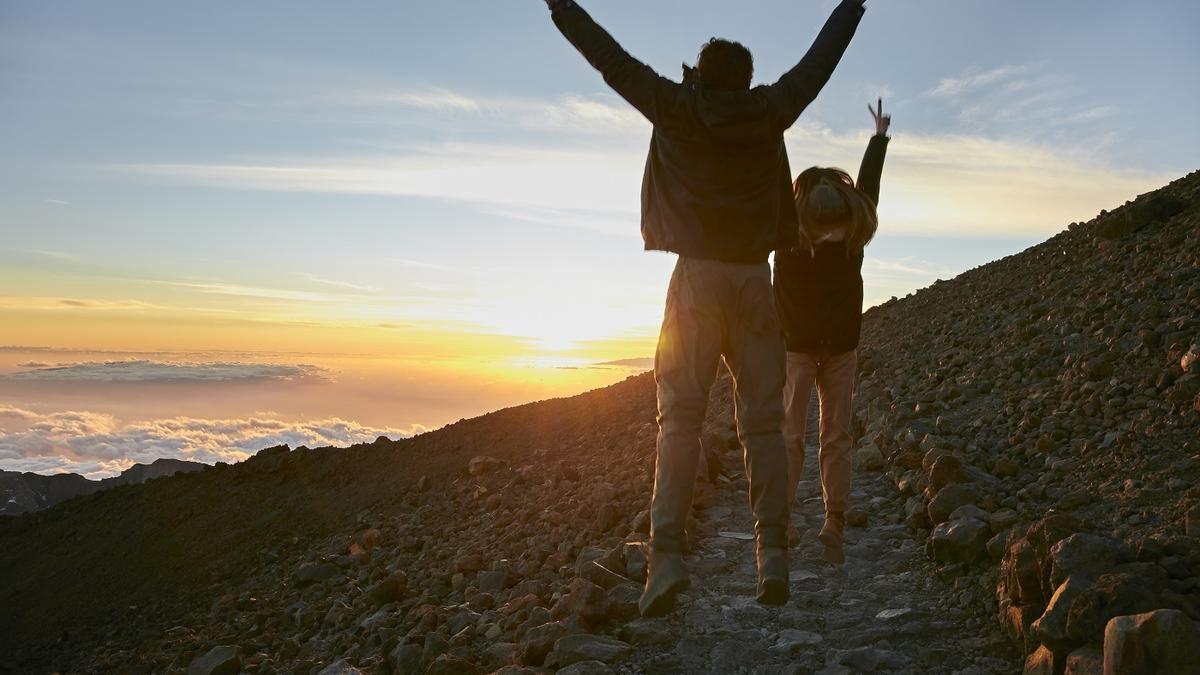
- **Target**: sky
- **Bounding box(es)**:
[0,0,1197,477]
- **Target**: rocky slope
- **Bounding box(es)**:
[1,171,1197,674]
[0,458,206,516]
[852,170,1200,672]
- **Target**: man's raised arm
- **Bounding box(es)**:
[767,0,866,129]
[544,0,675,124]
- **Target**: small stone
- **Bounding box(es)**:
[930,517,990,563]
[295,562,340,585]
[992,457,1021,477]
[1022,644,1062,675]
[453,553,485,574]
[519,621,574,667]
[875,608,913,620]
[548,634,631,668]
[1103,609,1200,673]
[605,583,641,624]
[929,455,966,491]
[927,483,979,524]
[989,509,1020,533]
[856,445,885,471]
[426,654,479,675]
[559,578,609,628]
[845,510,869,528]
[478,569,513,594]
[367,572,407,605]
[1064,646,1102,675]
[619,618,674,646]
[623,542,648,582]
[770,629,823,653]
[318,660,363,675]
[468,455,504,476]
[556,662,615,675]
[187,646,241,675]
[391,643,422,674]
[578,560,632,590]
[1187,505,1200,538]
[949,504,991,523]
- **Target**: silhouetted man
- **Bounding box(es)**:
[542,0,866,615]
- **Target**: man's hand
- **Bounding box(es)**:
[869,97,890,136]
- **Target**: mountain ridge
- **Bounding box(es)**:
[0,457,206,516]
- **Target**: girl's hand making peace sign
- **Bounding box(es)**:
[869,97,891,136]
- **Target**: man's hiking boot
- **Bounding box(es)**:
[819,511,846,564]
[639,550,689,617]
[755,545,789,606]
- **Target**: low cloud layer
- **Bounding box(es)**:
[0,404,420,479]
[7,360,325,383]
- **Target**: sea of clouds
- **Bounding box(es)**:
[0,404,421,479]
[5,359,325,382]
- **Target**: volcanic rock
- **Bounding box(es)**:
[187,645,241,675]
[1103,609,1200,673]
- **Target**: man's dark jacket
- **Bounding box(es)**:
[550,0,865,263]
[774,133,889,355]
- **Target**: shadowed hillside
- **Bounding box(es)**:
[2,172,1198,674]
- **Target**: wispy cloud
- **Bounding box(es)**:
[924,64,1036,98]
[0,404,420,479]
[922,62,1123,143]
[6,360,325,383]
[303,274,383,294]
[337,86,484,112]
[43,199,71,205]
[0,297,158,311]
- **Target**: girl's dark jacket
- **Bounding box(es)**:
[774,134,889,355]
[549,0,865,263]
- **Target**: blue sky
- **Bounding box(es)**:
[1,0,1197,348]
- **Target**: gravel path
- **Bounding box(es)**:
[620,416,1021,674]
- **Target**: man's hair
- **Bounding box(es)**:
[793,167,879,255]
[696,38,753,90]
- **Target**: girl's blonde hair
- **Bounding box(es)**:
[792,167,878,255]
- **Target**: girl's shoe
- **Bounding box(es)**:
[819,512,846,564]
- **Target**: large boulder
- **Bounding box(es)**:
[1065,570,1166,643]
[1049,534,1123,587]
[1103,609,1200,674]
[1030,576,1091,650]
